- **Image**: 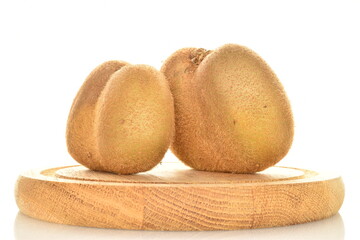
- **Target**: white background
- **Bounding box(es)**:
[1,0,359,239]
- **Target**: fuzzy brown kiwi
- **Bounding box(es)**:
[161,44,294,173]
[67,62,174,174]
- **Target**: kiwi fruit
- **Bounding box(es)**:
[66,61,174,174]
[161,44,294,173]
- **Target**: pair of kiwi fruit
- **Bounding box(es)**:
[66,44,294,175]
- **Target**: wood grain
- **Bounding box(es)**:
[15,163,344,231]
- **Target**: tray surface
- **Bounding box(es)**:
[15,163,344,231]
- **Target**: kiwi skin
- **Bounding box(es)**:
[66,60,128,171]
[96,65,175,174]
[66,62,174,174]
[161,44,294,173]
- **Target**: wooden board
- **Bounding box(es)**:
[15,163,344,231]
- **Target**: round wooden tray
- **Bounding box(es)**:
[15,163,344,231]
